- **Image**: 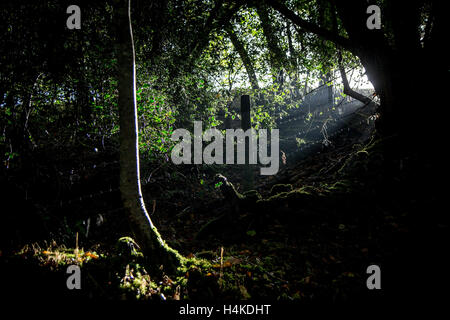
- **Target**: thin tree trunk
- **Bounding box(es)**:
[286,21,298,78]
[226,23,259,90]
[115,0,182,272]
[255,3,285,86]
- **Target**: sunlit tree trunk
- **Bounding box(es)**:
[115,0,182,272]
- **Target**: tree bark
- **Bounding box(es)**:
[115,0,182,272]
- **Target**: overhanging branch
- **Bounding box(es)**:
[338,51,377,107]
[266,0,355,53]
[187,0,244,65]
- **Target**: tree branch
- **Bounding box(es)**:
[187,0,244,65]
[338,51,375,106]
[265,0,355,52]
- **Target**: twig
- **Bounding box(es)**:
[219,246,224,288]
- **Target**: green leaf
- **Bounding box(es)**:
[246,230,256,237]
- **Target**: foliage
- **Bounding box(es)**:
[136,78,176,160]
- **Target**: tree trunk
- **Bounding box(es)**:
[75,65,92,123]
[255,3,286,87]
[286,21,297,76]
[115,0,182,273]
[226,23,259,90]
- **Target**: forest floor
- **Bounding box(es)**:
[0,113,447,304]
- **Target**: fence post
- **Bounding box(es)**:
[241,95,251,131]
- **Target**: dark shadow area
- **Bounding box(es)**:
[0,0,448,311]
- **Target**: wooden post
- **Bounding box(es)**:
[241,95,251,131]
[240,95,253,190]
